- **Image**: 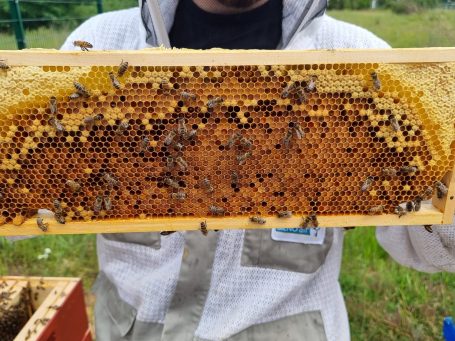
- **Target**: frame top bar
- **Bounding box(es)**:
[1,48,455,67]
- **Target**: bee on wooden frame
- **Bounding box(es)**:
[250,216,266,224]
[117,60,129,77]
[37,217,48,232]
[73,40,93,51]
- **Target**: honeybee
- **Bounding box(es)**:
[301,212,318,228]
[281,82,298,99]
[94,195,103,214]
[109,72,121,89]
[207,97,224,109]
[141,136,150,152]
[200,221,208,236]
[175,156,188,171]
[49,96,58,115]
[400,166,418,174]
[237,152,252,165]
[160,79,172,91]
[414,196,422,212]
[181,91,197,102]
[368,205,384,215]
[250,216,266,224]
[283,127,294,148]
[225,132,241,150]
[435,180,448,198]
[174,142,184,152]
[185,129,197,140]
[371,71,381,90]
[388,114,400,132]
[0,59,10,69]
[115,121,129,135]
[104,195,112,211]
[166,156,175,170]
[117,60,129,77]
[300,215,312,228]
[406,201,414,212]
[394,205,406,218]
[424,225,433,233]
[69,92,80,100]
[171,191,186,201]
[209,205,225,215]
[74,82,90,98]
[83,114,102,127]
[382,168,397,177]
[49,117,65,133]
[66,180,81,193]
[54,211,66,224]
[278,210,292,218]
[361,176,374,192]
[231,171,239,188]
[293,123,305,139]
[420,186,433,200]
[309,212,319,227]
[202,178,214,194]
[73,40,93,51]
[164,177,180,189]
[48,305,61,310]
[164,130,177,146]
[160,231,176,236]
[177,118,187,137]
[306,75,317,92]
[103,172,119,188]
[35,318,50,326]
[295,89,307,104]
[37,217,48,232]
[239,137,253,149]
[53,199,62,212]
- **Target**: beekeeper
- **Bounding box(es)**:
[61,1,455,340]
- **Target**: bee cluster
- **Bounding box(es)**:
[0,55,454,230]
[0,281,32,341]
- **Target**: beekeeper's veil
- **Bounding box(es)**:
[139,0,328,48]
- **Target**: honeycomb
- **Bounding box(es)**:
[0,50,454,230]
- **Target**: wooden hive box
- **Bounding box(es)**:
[0,276,91,341]
[0,48,453,235]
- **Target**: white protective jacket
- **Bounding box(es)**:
[61,1,455,340]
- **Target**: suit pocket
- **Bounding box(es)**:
[241,228,334,273]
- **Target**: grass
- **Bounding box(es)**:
[341,228,455,340]
[328,9,455,48]
[1,7,455,340]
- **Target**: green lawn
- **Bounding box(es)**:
[1,8,455,341]
[329,9,455,48]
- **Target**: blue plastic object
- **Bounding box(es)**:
[443,317,455,341]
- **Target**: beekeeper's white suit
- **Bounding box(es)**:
[61,1,455,340]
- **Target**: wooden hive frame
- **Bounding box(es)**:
[0,276,91,341]
[0,48,454,235]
